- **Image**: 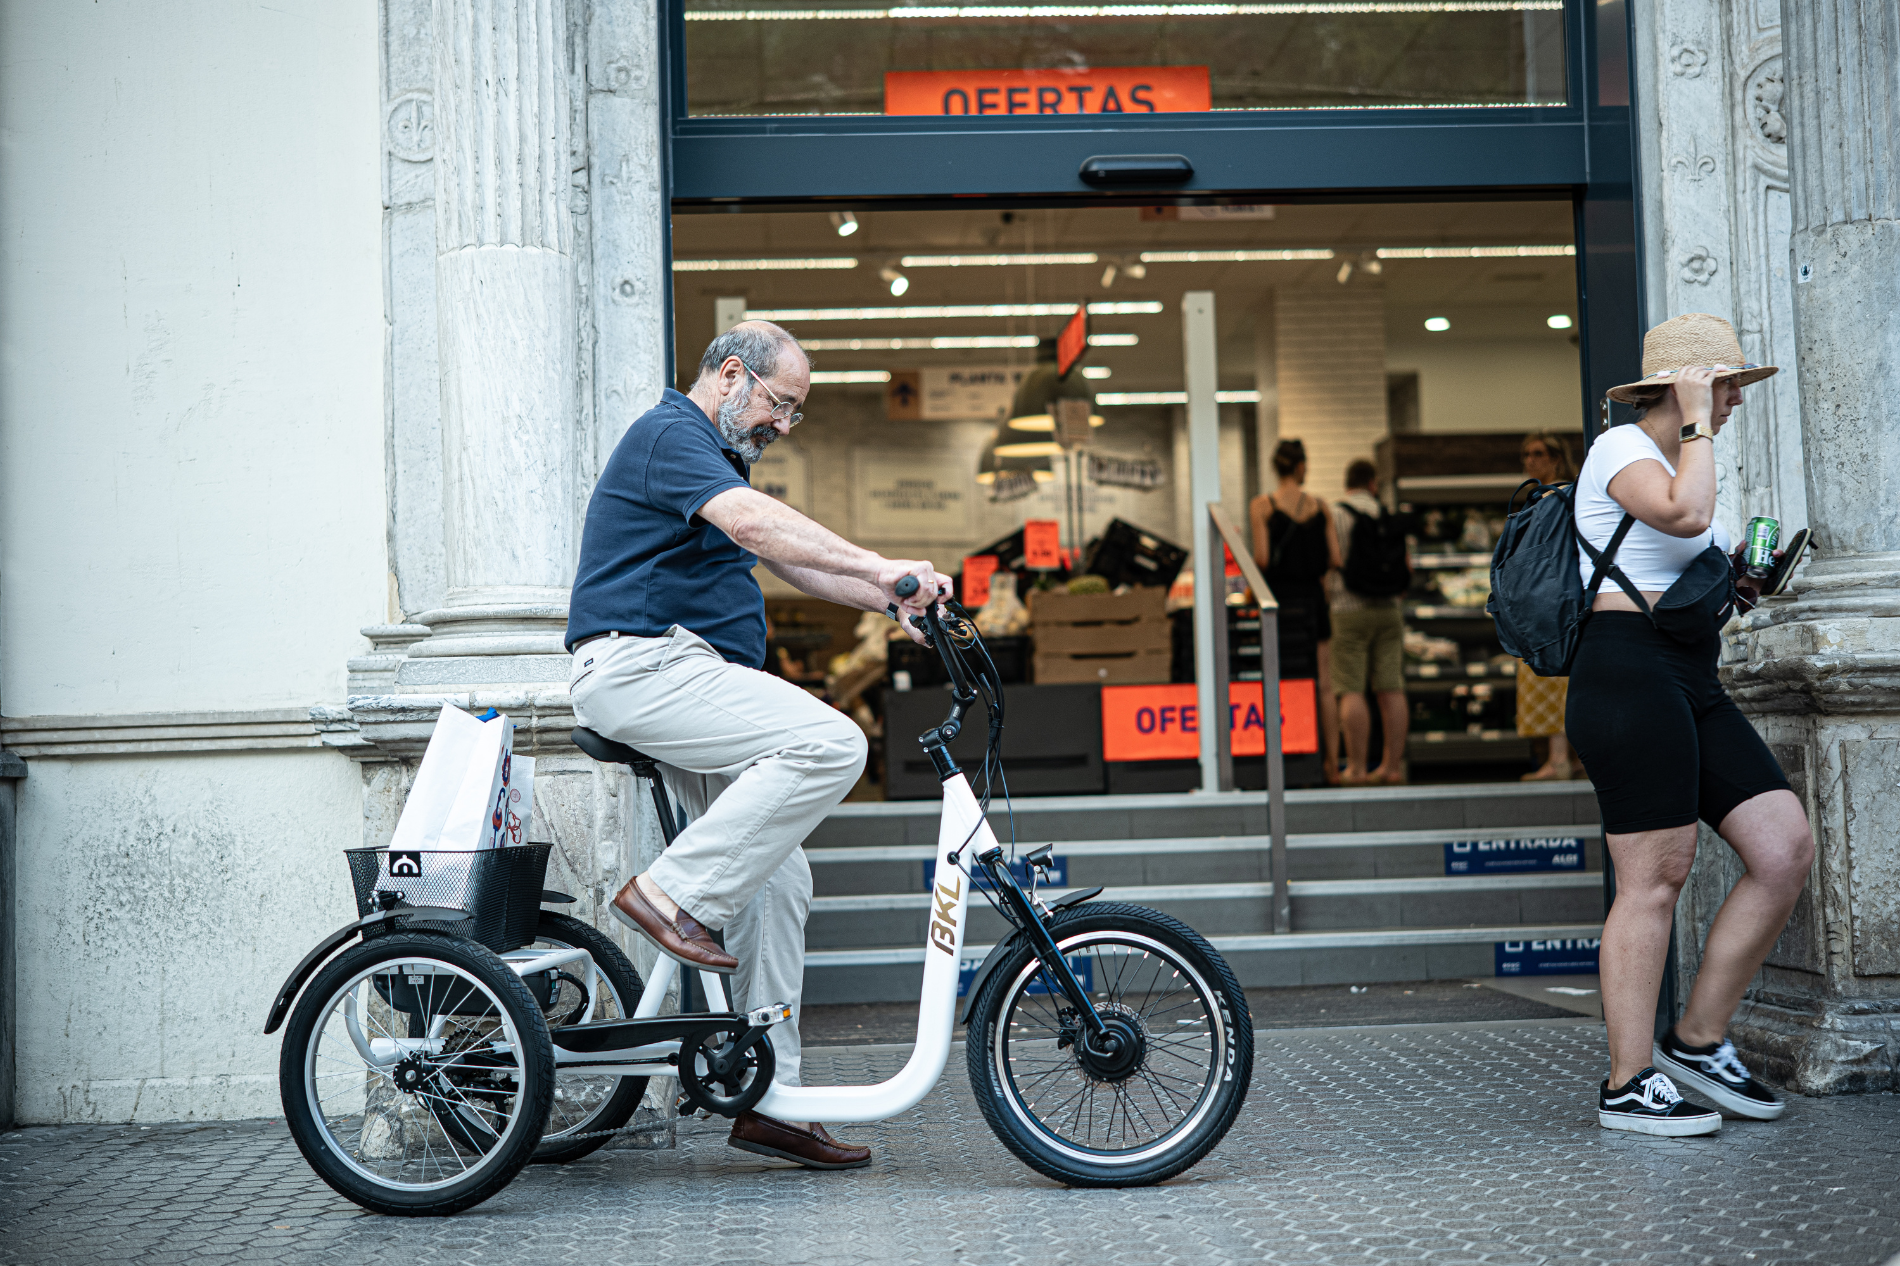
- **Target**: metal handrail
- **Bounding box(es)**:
[1207,503,1290,934]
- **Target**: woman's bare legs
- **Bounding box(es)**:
[1676,789,1814,1046]
[1601,824,1698,1088]
[1316,638,1341,783]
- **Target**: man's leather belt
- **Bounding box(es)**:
[573,631,633,651]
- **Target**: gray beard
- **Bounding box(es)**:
[716,387,779,464]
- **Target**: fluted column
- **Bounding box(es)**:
[402,0,577,685]
[1712,0,1900,1095]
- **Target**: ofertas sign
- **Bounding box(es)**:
[885,66,1210,116]
[1101,681,1318,761]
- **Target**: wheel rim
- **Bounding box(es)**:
[303,953,534,1191]
[519,934,637,1142]
[992,930,1228,1166]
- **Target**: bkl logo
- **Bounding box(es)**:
[929,870,962,955]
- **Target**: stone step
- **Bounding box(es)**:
[798,921,1608,1004]
[806,824,1603,893]
[809,780,1598,849]
[804,873,1604,948]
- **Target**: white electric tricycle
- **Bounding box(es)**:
[267,581,1254,1215]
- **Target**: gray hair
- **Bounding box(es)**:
[696,321,808,383]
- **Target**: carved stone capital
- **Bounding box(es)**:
[346,689,582,761]
[1721,606,1900,714]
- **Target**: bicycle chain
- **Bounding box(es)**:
[544,1092,709,1144]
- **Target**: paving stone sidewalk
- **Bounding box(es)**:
[3,1019,1898,1266]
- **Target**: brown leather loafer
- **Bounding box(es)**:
[728,1111,871,1170]
[609,878,737,974]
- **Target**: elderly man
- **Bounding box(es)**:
[566,320,951,1170]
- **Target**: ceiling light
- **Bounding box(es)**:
[1547,313,1574,329]
[1363,257,1383,275]
[1336,261,1354,284]
[1139,249,1333,263]
[878,264,910,296]
[795,333,1138,351]
[808,370,891,384]
[673,257,857,271]
[899,253,1097,267]
[1081,366,1112,379]
[1094,390,1261,406]
[1376,245,1575,259]
[995,440,1065,458]
[691,4,1566,21]
[1100,263,1118,288]
[1006,413,1106,432]
[1424,317,1451,332]
[748,302,1163,321]
[1125,261,1146,279]
[831,211,859,237]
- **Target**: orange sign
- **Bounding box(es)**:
[962,554,1000,607]
[1101,681,1319,762]
[1023,520,1062,570]
[1056,307,1089,377]
[885,66,1211,117]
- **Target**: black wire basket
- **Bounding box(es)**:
[345,844,551,954]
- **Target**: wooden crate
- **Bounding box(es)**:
[1033,647,1173,685]
[1027,587,1168,627]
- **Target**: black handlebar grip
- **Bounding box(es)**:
[894,575,921,598]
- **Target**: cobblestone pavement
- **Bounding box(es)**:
[4,1019,1899,1266]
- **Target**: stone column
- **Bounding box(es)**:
[1716,0,1900,1094]
[400,0,577,690]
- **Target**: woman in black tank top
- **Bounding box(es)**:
[1249,439,1342,782]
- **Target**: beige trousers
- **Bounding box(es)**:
[568,626,868,1086]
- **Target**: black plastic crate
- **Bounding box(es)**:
[346,844,551,955]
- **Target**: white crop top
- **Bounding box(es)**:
[1574,424,1730,591]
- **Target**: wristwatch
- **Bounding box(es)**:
[1680,419,1717,443]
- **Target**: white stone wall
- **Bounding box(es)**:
[0,0,388,714]
[0,2,387,1122]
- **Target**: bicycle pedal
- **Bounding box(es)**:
[747,1002,793,1027]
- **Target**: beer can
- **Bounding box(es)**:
[1744,516,1780,578]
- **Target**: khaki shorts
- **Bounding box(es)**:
[1331,605,1405,694]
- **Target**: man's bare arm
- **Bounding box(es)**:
[761,557,886,613]
[700,485,953,613]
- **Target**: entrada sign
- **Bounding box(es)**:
[885,66,1211,116]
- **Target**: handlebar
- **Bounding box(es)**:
[894,575,921,599]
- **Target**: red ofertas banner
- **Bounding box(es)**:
[885,66,1210,117]
[1101,681,1320,762]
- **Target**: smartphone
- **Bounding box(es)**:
[1764,527,1812,597]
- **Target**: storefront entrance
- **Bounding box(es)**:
[659,0,1639,797]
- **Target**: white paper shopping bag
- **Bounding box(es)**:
[503,755,535,847]
[437,711,516,850]
[388,704,490,852]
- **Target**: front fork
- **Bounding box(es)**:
[973,847,1110,1045]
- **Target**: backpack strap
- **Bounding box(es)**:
[1577,513,1650,615]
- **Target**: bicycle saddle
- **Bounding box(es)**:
[571,726,652,767]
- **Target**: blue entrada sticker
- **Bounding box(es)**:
[926,854,1067,892]
[1495,938,1600,976]
[1446,837,1584,874]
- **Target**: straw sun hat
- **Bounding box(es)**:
[1605,312,1779,404]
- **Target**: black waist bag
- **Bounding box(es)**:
[1651,545,1737,642]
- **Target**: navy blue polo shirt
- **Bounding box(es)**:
[566,389,765,666]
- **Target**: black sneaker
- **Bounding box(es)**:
[1653,1029,1786,1120]
[1597,1067,1722,1136]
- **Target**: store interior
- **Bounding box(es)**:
[670,199,1585,797]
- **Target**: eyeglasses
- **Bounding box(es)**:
[741,362,804,428]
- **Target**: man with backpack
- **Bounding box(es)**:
[1331,459,1413,785]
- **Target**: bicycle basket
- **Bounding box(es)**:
[345,844,551,954]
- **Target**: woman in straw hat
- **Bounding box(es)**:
[1515,430,1580,781]
[1568,313,1812,1138]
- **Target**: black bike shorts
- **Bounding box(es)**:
[1565,612,1789,835]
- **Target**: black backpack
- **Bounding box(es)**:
[1340,502,1411,598]
[1487,479,1637,676]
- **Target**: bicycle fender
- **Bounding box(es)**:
[954,888,1103,1024]
[261,905,471,1035]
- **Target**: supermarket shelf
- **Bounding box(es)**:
[1397,474,1526,494]
[1415,729,1520,743]
[1406,662,1516,680]
[1406,605,1496,620]
[1409,552,1493,569]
